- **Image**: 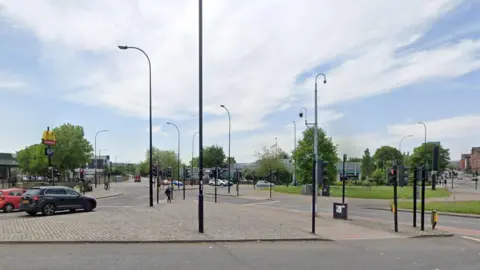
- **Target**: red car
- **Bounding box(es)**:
[134,175,141,182]
[0,188,26,213]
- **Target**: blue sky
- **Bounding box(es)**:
[1,0,480,163]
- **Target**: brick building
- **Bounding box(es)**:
[459,154,470,170]
[470,147,480,172]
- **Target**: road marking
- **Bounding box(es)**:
[97,206,135,208]
[242,200,280,206]
[461,236,480,243]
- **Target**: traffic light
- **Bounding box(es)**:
[317,160,328,185]
[53,167,59,176]
[79,169,84,179]
[47,167,53,178]
[167,167,173,178]
[390,166,397,185]
[432,145,440,171]
[398,165,407,187]
[152,165,157,177]
[185,169,191,179]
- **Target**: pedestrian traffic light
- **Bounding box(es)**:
[152,165,157,177]
[398,165,407,187]
[185,169,190,179]
[53,167,59,176]
[432,145,440,171]
[167,167,172,178]
[318,160,328,185]
[390,167,397,185]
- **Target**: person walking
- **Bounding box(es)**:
[165,186,172,203]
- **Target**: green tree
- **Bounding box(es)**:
[51,123,93,175]
[225,156,237,165]
[203,145,226,167]
[254,144,291,183]
[408,143,450,170]
[373,146,403,170]
[348,157,362,162]
[361,148,374,178]
[371,168,387,185]
[16,144,49,175]
[189,157,199,167]
[293,127,339,185]
[143,147,180,178]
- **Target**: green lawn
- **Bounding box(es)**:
[397,200,480,215]
[271,185,450,200]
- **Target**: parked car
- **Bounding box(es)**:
[172,180,183,187]
[255,180,274,188]
[209,179,221,186]
[134,175,141,182]
[19,186,97,216]
[0,188,26,213]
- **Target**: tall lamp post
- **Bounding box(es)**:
[167,122,181,189]
[292,121,297,184]
[418,121,427,230]
[117,45,154,207]
[398,135,413,153]
[198,0,204,233]
[220,104,231,193]
[192,132,199,180]
[94,129,108,188]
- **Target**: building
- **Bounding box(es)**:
[86,155,110,170]
[470,147,480,172]
[335,162,361,181]
[459,154,471,170]
[0,153,18,181]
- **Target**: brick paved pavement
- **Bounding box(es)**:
[0,197,452,242]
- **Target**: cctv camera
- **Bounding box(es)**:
[299,112,303,118]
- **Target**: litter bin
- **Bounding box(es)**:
[322,185,330,196]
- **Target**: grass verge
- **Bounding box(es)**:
[271,185,450,200]
[397,200,480,215]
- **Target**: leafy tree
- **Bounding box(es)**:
[203,145,226,167]
[373,146,402,170]
[371,168,387,185]
[254,144,291,179]
[225,156,237,165]
[51,123,93,175]
[293,127,339,185]
[142,147,180,178]
[408,143,450,171]
[348,157,362,162]
[16,144,48,175]
[361,148,374,178]
[189,157,199,167]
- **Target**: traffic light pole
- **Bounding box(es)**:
[342,154,346,204]
[183,166,186,200]
[214,165,218,203]
[393,172,398,232]
[421,166,426,231]
[236,167,239,196]
[269,165,272,199]
[413,167,417,228]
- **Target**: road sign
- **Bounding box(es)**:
[45,147,54,157]
[42,130,56,146]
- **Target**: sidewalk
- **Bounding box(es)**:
[84,186,123,199]
[0,198,450,243]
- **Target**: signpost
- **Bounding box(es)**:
[42,127,56,186]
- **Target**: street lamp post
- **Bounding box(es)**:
[167,122,181,192]
[398,135,413,153]
[292,121,297,184]
[198,0,204,233]
[192,132,199,182]
[117,45,154,207]
[418,121,427,230]
[313,73,327,218]
[220,105,231,193]
[94,129,108,188]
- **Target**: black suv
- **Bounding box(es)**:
[19,186,97,216]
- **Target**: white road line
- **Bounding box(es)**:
[461,236,480,243]
[242,200,280,206]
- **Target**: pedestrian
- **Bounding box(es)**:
[165,186,172,203]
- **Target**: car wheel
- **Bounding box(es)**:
[69,209,76,213]
[3,203,14,213]
[84,201,93,212]
[26,211,36,216]
[41,203,56,216]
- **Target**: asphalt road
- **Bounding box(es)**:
[0,237,478,269]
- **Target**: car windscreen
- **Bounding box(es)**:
[25,189,42,195]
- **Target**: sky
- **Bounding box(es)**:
[0,0,480,164]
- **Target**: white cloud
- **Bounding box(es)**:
[1,0,476,134]
[0,71,26,90]
[148,125,168,136]
[332,114,480,160]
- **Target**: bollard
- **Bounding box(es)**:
[431,210,438,230]
[391,203,395,213]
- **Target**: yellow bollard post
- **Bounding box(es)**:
[431,210,438,230]
[391,203,396,213]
